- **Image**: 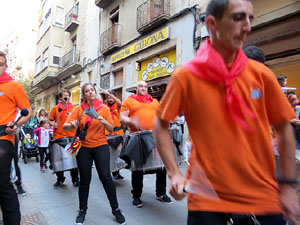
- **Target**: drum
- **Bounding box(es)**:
[49,137,78,172]
[107,135,127,172]
[121,130,181,172]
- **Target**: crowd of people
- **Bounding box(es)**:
[1,0,300,225]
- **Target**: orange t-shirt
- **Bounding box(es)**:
[49,105,76,139]
[157,60,296,214]
[121,97,160,133]
[0,81,30,144]
[66,104,113,148]
[105,103,124,136]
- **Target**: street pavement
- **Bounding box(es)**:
[16,157,188,225]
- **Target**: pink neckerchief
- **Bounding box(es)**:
[0,72,14,84]
[184,39,256,131]
[81,98,104,127]
[129,93,153,104]
[58,102,73,119]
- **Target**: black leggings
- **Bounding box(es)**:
[76,144,118,211]
[0,140,21,225]
[188,211,286,225]
[38,147,49,168]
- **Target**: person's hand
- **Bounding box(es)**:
[130,118,141,130]
[97,116,106,124]
[294,120,300,126]
[5,122,17,135]
[70,120,79,128]
[54,122,58,129]
[288,94,298,108]
[279,185,300,225]
[102,89,109,96]
[168,173,188,201]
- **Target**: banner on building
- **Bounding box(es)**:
[111,27,169,64]
[139,49,176,82]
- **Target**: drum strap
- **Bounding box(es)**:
[113,126,124,132]
[0,125,7,137]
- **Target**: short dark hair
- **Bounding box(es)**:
[206,0,251,20]
[277,75,287,82]
[206,0,229,20]
[243,46,266,63]
[0,51,7,65]
[58,89,71,98]
[39,118,49,127]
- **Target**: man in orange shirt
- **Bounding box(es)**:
[153,0,300,225]
[0,51,32,225]
[49,89,79,188]
[120,81,172,208]
[103,89,124,180]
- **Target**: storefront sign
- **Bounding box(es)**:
[111,27,169,64]
[139,49,176,82]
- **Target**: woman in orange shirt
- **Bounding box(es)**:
[63,83,126,225]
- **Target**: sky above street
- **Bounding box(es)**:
[0,0,40,43]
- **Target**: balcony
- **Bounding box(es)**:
[137,0,170,34]
[65,5,79,33]
[95,0,116,8]
[32,71,58,94]
[100,24,121,55]
[57,49,82,81]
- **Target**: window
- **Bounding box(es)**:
[70,86,80,105]
[42,48,48,69]
[55,6,64,27]
[45,97,51,112]
[113,70,123,86]
[100,73,110,89]
[53,45,61,66]
[35,57,41,75]
[88,71,92,83]
[44,9,51,30]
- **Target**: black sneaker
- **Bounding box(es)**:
[75,210,86,225]
[112,208,126,225]
[156,194,172,204]
[113,173,124,180]
[17,186,26,196]
[53,181,62,189]
[132,197,143,208]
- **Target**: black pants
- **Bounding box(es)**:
[187,211,286,225]
[0,140,21,225]
[56,168,79,183]
[38,147,49,168]
[13,135,22,186]
[131,168,167,198]
[76,144,119,211]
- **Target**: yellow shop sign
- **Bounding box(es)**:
[110,27,169,64]
[139,49,176,82]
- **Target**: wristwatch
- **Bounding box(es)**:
[277,177,298,186]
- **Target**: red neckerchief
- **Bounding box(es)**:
[129,93,153,104]
[58,102,73,119]
[184,39,256,131]
[106,102,116,119]
[0,72,14,84]
[81,98,104,126]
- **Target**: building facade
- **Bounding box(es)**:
[245,0,300,95]
[95,0,208,101]
[33,0,101,112]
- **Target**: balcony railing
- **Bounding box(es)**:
[137,0,170,33]
[65,5,79,32]
[60,49,80,71]
[100,24,121,54]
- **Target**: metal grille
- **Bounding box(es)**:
[60,49,80,70]
[65,5,79,29]
[100,24,121,52]
[100,73,110,89]
[137,0,170,31]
